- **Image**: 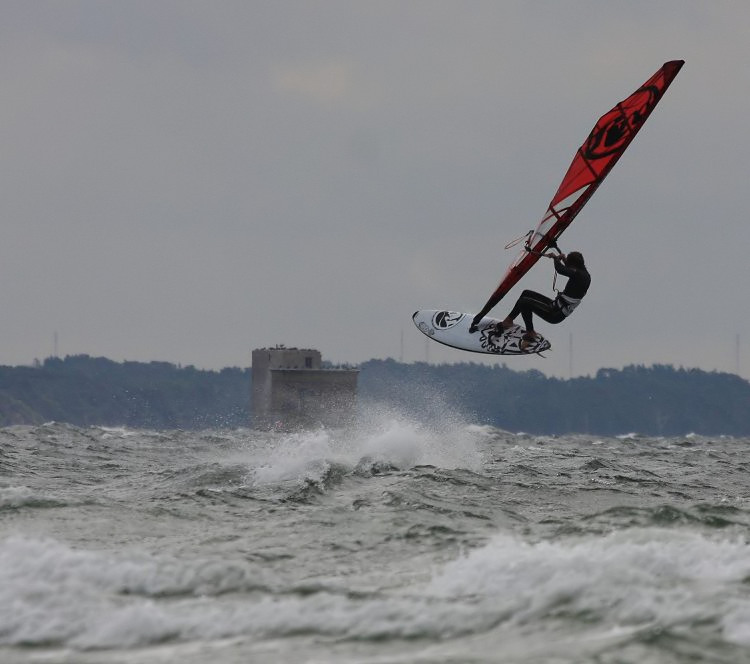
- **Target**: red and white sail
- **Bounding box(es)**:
[478,60,684,314]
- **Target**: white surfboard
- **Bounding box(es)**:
[412,310,551,356]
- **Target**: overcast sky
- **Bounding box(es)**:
[1,1,748,378]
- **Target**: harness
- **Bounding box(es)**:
[554,292,582,317]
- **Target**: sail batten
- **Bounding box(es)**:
[479,60,684,312]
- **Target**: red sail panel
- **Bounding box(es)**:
[550,59,684,209]
[480,60,684,312]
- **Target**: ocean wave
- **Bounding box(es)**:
[426,528,750,641]
[0,535,281,648]
[4,528,750,654]
[250,418,483,480]
[0,486,67,510]
[5,423,750,660]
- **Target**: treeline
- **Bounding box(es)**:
[0,355,250,429]
[361,360,750,436]
[1,355,749,435]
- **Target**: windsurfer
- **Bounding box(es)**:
[469,252,590,349]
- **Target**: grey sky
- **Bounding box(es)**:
[1,1,748,378]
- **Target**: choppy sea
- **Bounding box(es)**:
[3,410,750,664]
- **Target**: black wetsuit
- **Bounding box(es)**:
[507,256,590,333]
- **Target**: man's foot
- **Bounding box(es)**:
[520,330,540,351]
[490,319,514,336]
[468,317,481,334]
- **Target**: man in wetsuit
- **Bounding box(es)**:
[470,251,590,350]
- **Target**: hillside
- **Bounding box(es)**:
[1,355,749,435]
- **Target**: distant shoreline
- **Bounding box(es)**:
[1,355,748,436]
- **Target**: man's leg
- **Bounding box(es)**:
[513,290,553,332]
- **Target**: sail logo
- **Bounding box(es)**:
[583,85,661,160]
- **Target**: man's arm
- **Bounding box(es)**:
[553,254,576,278]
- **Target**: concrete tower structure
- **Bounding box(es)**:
[251,346,358,429]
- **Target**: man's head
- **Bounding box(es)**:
[566,251,585,269]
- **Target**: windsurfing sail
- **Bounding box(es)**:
[475,60,684,319]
